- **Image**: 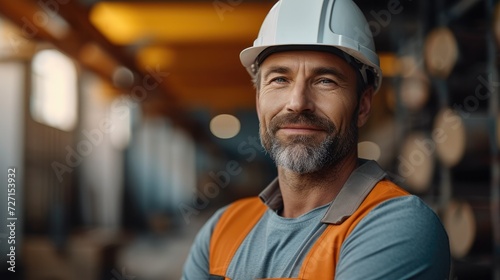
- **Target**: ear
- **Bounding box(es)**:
[357,87,374,127]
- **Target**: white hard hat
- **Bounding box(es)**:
[240,0,382,92]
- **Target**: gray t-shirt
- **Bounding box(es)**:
[182,161,450,279]
[182,196,450,279]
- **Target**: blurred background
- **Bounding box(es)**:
[0,0,499,279]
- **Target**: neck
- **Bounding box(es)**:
[277,154,358,218]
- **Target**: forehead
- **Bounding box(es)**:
[259,50,356,78]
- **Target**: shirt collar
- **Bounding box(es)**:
[258,159,387,225]
[258,177,282,211]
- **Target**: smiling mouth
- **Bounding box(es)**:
[270,112,333,136]
[278,124,326,135]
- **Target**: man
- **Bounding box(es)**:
[183,0,451,279]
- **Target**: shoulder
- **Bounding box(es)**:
[181,205,228,279]
[351,195,449,250]
[184,196,265,262]
[344,195,450,251]
[195,196,264,235]
[368,194,440,219]
[182,197,266,279]
[215,196,266,223]
[336,195,451,279]
[364,195,446,234]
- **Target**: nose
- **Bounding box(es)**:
[285,81,315,113]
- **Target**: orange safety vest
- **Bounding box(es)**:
[208,161,409,280]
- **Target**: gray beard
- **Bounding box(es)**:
[270,134,335,174]
[261,113,357,174]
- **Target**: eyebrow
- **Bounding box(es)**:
[262,66,291,82]
[312,67,349,83]
[261,65,350,83]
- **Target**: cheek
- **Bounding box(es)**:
[257,94,284,122]
[319,97,357,128]
[257,107,271,133]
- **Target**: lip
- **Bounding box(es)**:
[278,124,325,134]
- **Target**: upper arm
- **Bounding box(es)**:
[335,196,451,280]
[182,207,227,280]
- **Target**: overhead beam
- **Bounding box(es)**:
[0,0,212,141]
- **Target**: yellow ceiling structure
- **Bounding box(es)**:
[90,2,271,45]
[88,1,399,112]
[0,0,404,116]
[89,2,274,112]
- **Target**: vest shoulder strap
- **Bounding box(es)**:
[209,196,268,278]
[298,180,409,279]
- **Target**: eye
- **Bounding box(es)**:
[318,78,336,85]
[315,78,341,89]
[270,77,288,84]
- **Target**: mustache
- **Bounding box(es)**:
[269,112,335,134]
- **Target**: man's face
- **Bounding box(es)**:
[256,50,370,174]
